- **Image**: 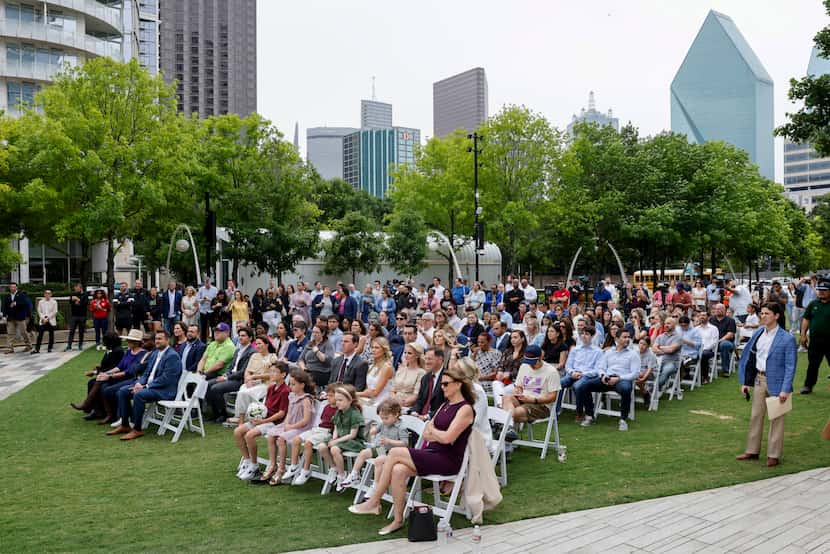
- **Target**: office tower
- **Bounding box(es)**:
[137,1,160,74]
[159,0,256,118]
[307,126,359,180]
[671,10,774,180]
[783,47,830,210]
[1,0,138,115]
[567,91,619,134]
[346,126,420,198]
[433,67,488,137]
[361,99,392,128]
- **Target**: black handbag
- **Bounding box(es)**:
[407,506,436,542]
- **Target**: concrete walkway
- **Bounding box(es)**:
[296,467,830,554]
[0,346,87,401]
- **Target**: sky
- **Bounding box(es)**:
[256,0,829,182]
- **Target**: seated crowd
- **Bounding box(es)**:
[67,273,789,532]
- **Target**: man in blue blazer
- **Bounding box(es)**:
[160,281,183,335]
[736,302,796,467]
[109,330,182,440]
[180,324,206,373]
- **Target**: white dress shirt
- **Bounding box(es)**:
[147,347,169,384]
[755,325,778,373]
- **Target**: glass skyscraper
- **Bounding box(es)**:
[783,47,830,210]
[343,127,419,198]
[671,10,774,181]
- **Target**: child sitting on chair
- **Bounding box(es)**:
[287,383,338,486]
[338,398,409,492]
[317,385,364,492]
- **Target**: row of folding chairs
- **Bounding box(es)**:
[142,371,208,442]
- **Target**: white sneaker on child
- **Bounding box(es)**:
[282,464,299,482]
[236,460,252,479]
[292,469,311,486]
[239,463,260,481]
[236,457,247,475]
[339,471,358,490]
[335,472,353,493]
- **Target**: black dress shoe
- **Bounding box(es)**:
[83,411,105,421]
[800,387,812,395]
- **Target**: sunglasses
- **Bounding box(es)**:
[440,380,456,388]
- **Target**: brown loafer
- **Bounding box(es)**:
[106,425,132,436]
[736,453,759,461]
[120,430,145,441]
[766,457,780,467]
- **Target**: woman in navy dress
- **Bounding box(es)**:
[349,365,475,535]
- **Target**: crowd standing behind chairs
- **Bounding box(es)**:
[2,271,826,529]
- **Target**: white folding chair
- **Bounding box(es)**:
[257,400,327,470]
[592,387,636,421]
[352,414,425,505]
[403,446,471,527]
[512,403,562,460]
[487,406,511,487]
[142,370,189,432]
[155,373,208,442]
[680,345,705,391]
[321,403,381,495]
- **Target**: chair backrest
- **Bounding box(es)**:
[400,414,426,447]
[362,404,380,425]
[311,400,326,427]
[173,370,190,402]
[487,406,513,463]
[189,372,208,400]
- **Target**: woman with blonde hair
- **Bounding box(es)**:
[454,356,492,449]
[180,286,199,327]
[357,336,395,406]
[392,342,426,407]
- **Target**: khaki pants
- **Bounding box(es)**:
[5,318,32,350]
[746,373,785,459]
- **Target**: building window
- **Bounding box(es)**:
[7,81,40,112]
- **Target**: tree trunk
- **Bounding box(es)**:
[711,248,717,278]
[698,245,705,281]
[352,268,356,284]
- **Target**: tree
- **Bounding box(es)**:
[384,211,428,278]
[321,212,383,283]
[389,130,474,281]
[479,105,565,275]
[4,58,189,299]
[193,113,320,283]
[311,176,391,226]
[775,0,830,156]
[0,116,22,275]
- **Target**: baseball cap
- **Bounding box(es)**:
[215,322,231,333]
[521,344,542,366]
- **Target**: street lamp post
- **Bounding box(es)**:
[467,132,483,283]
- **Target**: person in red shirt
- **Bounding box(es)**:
[552,283,571,309]
[89,289,111,349]
[234,362,290,481]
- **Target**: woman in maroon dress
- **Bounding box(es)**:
[348,365,475,535]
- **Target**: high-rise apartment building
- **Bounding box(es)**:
[159,0,256,118]
[307,126,358,180]
[671,10,774,180]
[433,67,488,137]
[0,0,138,115]
[567,91,619,134]
[361,99,392,128]
[784,47,830,210]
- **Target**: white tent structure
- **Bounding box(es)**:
[228,230,502,291]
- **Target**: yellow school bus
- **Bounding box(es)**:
[632,268,718,291]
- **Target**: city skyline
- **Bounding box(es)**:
[256,0,827,182]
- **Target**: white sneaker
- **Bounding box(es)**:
[618,419,628,432]
[110,418,123,428]
[282,464,299,482]
[239,463,260,481]
[335,472,353,492]
[236,457,247,475]
[580,416,595,427]
[292,469,311,486]
[798,346,808,353]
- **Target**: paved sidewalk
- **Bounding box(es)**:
[296,467,830,554]
[0,347,87,401]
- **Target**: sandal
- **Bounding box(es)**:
[260,466,277,482]
[268,468,285,486]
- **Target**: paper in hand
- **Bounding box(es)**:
[766,394,793,420]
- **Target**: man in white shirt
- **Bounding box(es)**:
[502,344,560,426]
[520,278,538,303]
[197,278,218,342]
[696,311,720,383]
[726,279,751,322]
[446,304,464,333]
[580,329,640,431]
[419,311,436,343]
[431,277,445,301]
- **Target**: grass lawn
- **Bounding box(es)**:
[1,350,829,553]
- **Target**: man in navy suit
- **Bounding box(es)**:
[180,324,206,373]
[492,321,510,352]
[736,302,797,467]
[109,330,182,440]
[160,281,183,335]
